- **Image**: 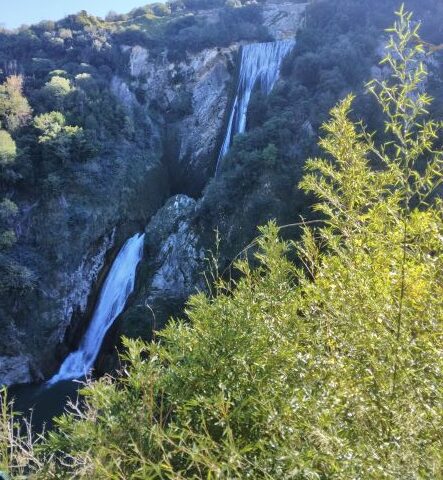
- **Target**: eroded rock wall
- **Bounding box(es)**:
[125,43,237,193]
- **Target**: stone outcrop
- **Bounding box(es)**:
[0,146,169,384]
[0,355,35,386]
[146,195,205,300]
[58,229,115,344]
[263,1,308,40]
[106,195,206,352]
[173,47,235,191]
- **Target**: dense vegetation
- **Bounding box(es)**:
[1,9,442,478]
[0,75,35,290]
[0,0,280,392]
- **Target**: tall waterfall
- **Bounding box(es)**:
[215,39,295,174]
[48,233,145,384]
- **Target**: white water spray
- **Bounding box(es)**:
[48,233,145,384]
[215,39,295,174]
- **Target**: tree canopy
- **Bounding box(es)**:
[0,75,32,132]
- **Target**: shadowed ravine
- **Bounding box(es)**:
[10,39,295,425]
[49,39,295,387]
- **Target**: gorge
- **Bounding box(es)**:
[1,1,442,476]
[0,0,307,388]
[1,0,442,392]
[47,37,296,387]
[48,233,145,384]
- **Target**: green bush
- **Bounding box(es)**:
[40,76,72,111]
[0,76,32,132]
[33,111,92,164]
[0,131,16,166]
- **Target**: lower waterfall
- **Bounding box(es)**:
[48,233,145,384]
[215,39,295,174]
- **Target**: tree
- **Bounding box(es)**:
[0,81,33,292]
[58,28,73,40]
[40,76,73,111]
[152,3,172,17]
[34,111,91,164]
[0,131,16,166]
[33,111,66,141]
[0,75,32,132]
[261,142,278,168]
[0,80,22,268]
[105,10,120,22]
[0,198,18,253]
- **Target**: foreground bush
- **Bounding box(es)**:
[3,8,443,479]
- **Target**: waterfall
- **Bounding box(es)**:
[48,233,145,385]
[216,39,295,174]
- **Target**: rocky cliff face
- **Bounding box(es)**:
[127,1,308,331]
[146,195,205,301]
[0,0,307,386]
[0,38,235,386]
[262,1,308,39]
[124,44,237,194]
[100,193,206,370]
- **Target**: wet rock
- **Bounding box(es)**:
[0,355,34,386]
[123,44,237,193]
[57,229,115,345]
[129,46,150,78]
[110,195,206,350]
[111,76,137,108]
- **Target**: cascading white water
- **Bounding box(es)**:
[216,39,295,174]
[48,233,145,384]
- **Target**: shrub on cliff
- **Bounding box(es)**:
[33,112,93,165]
[0,131,16,166]
[0,76,32,133]
[39,76,73,111]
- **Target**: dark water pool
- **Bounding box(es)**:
[9,379,85,432]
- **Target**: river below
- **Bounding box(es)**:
[9,379,84,431]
